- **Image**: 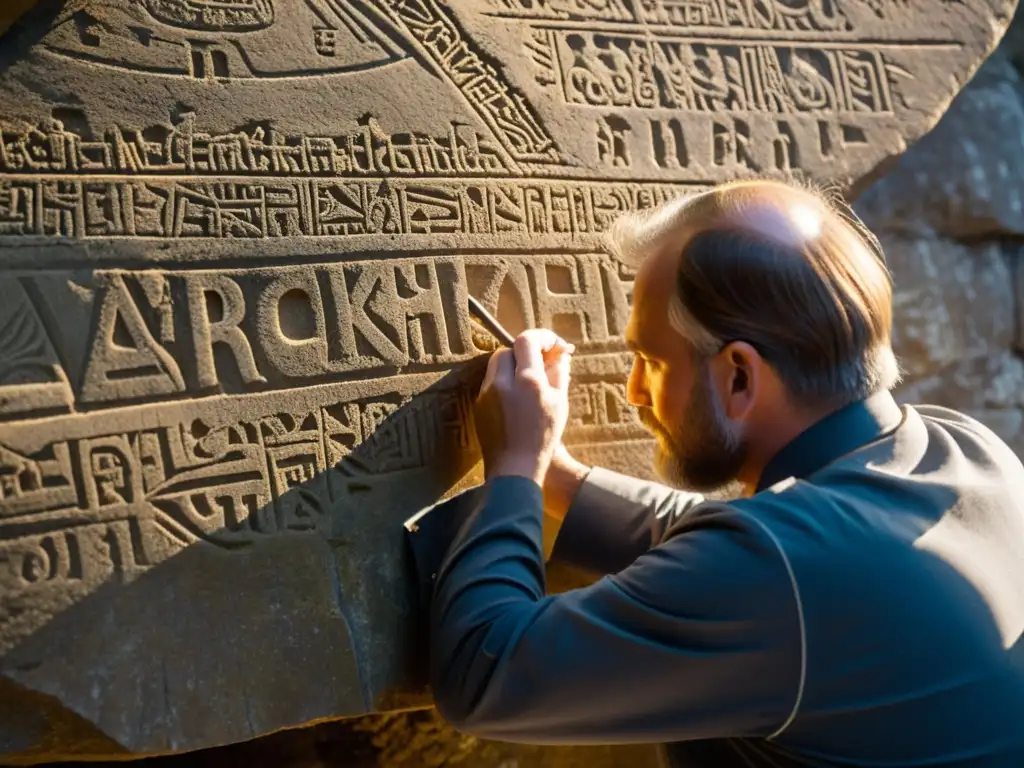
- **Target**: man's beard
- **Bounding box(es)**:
[637,366,746,494]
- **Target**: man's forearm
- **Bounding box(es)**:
[541,445,591,523]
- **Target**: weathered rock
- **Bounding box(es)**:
[852,25,1024,461]
[855,49,1024,239]
[1015,245,1024,354]
[879,233,1016,381]
[0,0,1018,762]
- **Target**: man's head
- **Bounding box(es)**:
[610,179,900,494]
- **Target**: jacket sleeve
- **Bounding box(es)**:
[550,466,706,575]
[430,475,802,745]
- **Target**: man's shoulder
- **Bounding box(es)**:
[618,496,804,620]
[908,402,1023,463]
[867,401,1024,488]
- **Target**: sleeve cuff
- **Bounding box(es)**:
[550,467,664,575]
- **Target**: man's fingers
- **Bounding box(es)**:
[550,347,573,393]
[513,329,575,380]
[514,331,548,378]
[480,348,515,396]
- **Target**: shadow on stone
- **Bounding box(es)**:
[1,357,495,762]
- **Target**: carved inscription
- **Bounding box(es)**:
[0,252,637,421]
[0,174,694,240]
[0,359,639,561]
[0,114,510,178]
[0,353,640,597]
[43,0,409,80]
[144,0,276,33]
[0,385,479,587]
[554,33,902,115]
[491,0,849,30]
[369,0,560,166]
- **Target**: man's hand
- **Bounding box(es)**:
[474,329,575,486]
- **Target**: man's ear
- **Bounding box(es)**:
[713,341,761,421]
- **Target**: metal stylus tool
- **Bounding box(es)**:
[467,295,516,347]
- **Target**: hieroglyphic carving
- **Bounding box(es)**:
[491,0,849,30]
[0,383,479,592]
[650,118,690,168]
[0,349,641,578]
[635,0,848,30]
[0,176,694,239]
[143,0,276,32]
[493,0,634,23]
[0,114,509,178]
[553,33,904,114]
[368,0,560,165]
[43,0,408,80]
[524,28,561,86]
[596,116,633,167]
[0,441,77,518]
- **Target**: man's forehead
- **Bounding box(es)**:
[628,244,680,346]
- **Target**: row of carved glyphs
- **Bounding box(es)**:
[0,252,637,416]
[495,0,848,31]
[0,106,866,186]
[0,114,510,178]
[530,29,904,114]
[0,363,639,592]
[0,175,692,239]
[0,385,474,587]
[51,0,559,166]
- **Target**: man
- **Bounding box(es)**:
[426,179,1024,766]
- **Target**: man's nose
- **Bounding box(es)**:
[626,360,651,408]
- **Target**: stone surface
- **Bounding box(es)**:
[853,25,1024,459]
[0,0,1018,763]
[854,50,1024,239]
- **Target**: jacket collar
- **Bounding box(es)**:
[755,389,904,493]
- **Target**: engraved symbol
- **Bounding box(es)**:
[16,533,83,584]
[817,119,869,158]
[524,28,558,86]
[143,0,276,33]
[82,437,140,509]
[596,116,632,168]
[713,118,757,170]
[80,274,186,404]
[314,27,338,56]
[774,120,798,171]
[650,118,688,169]
[44,0,407,80]
[91,450,130,506]
[0,441,76,517]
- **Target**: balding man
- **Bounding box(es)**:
[424,180,1024,766]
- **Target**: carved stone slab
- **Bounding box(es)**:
[0,0,1016,761]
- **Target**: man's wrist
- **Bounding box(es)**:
[543,447,590,522]
[489,451,549,486]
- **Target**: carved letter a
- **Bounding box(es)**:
[81,274,185,403]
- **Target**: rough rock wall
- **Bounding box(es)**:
[856,22,1024,457]
[39,9,1024,767]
